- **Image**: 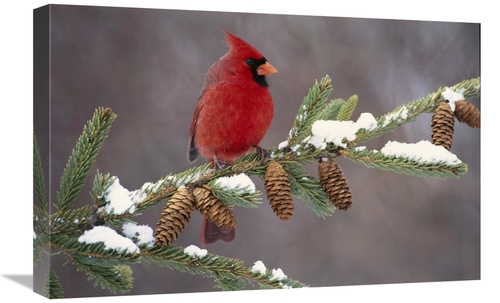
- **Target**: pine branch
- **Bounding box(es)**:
[43,268,65,299]
[66,253,134,294]
[141,245,307,290]
[56,107,116,213]
[351,77,480,146]
[33,203,50,263]
[143,245,246,288]
[340,148,467,178]
[51,235,141,262]
[246,268,307,289]
[283,162,335,218]
[286,75,333,148]
[317,98,346,121]
[49,205,95,237]
[208,177,262,209]
[33,131,47,210]
[337,95,359,121]
[33,225,49,264]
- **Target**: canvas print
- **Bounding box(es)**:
[33,4,480,299]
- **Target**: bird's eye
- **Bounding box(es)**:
[246,58,256,66]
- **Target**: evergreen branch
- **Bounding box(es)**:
[286,75,333,147]
[453,77,481,99]
[142,245,246,288]
[247,269,308,289]
[317,98,346,121]
[132,164,212,213]
[33,229,49,264]
[33,204,49,235]
[340,148,468,178]
[91,170,113,209]
[351,77,480,146]
[283,162,335,217]
[34,204,50,264]
[56,107,116,213]
[49,205,95,237]
[337,95,359,121]
[51,235,141,262]
[33,132,47,209]
[66,253,134,294]
[214,272,247,291]
[141,245,307,290]
[208,180,262,209]
[43,268,65,299]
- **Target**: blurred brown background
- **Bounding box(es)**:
[33,4,480,298]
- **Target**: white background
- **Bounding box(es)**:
[1,0,497,302]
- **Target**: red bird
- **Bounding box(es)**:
[188,31,277,245]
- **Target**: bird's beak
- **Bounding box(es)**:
[257,62,277,76]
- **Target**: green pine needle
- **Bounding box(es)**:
[284,162,335,218]
[43,268,65,299]
[33,132,47,210]
[68,253,134,294]
[287,75,333,147]
[317,98,346,121]
[142,245,307,291]
[341,148,468,178]
[337,95,359,121]
[209,179,262,209]
[57,107,117,213]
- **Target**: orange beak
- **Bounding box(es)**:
[257,62,277,76]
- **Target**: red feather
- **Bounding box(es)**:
[187,31,277,245]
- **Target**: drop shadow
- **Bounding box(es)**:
[3,274,33,290]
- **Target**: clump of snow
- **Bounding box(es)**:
[270,268,287,281]
[305,112,378,149]
[128,182,153,203]
[277,140,288,150]
[122,223,154,248]
[214,173,256,194]
[382,106,409,127]
[441,87,465,112]
[78,226,139,254]
[251,260,267,275]
[356,112,378,131]
[380,140,461,165]
[102,178,136,215]
[184,245,208,258]
[33,230,36,239]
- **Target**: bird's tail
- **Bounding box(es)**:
[199,216,235,245]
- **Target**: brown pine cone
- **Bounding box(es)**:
[431,102,455,150]
[193,186,236,229]
[155,187,195,246]
[454,100,480,128]
[264,161,294,221]
[318,158,352,211]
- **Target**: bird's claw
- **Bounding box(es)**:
[254,145,269,161]
[212,155,229,171]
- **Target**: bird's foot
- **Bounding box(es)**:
[212,155,229,171]
[254,145,269,161]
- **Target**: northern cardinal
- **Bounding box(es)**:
[187,31,277,245]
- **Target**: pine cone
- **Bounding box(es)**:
[431,102,455,150]
[264,161,294,221]
[318,158,352,211]
[193,186,236,229]
[155,187,195,246]
[455,100,480,128]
